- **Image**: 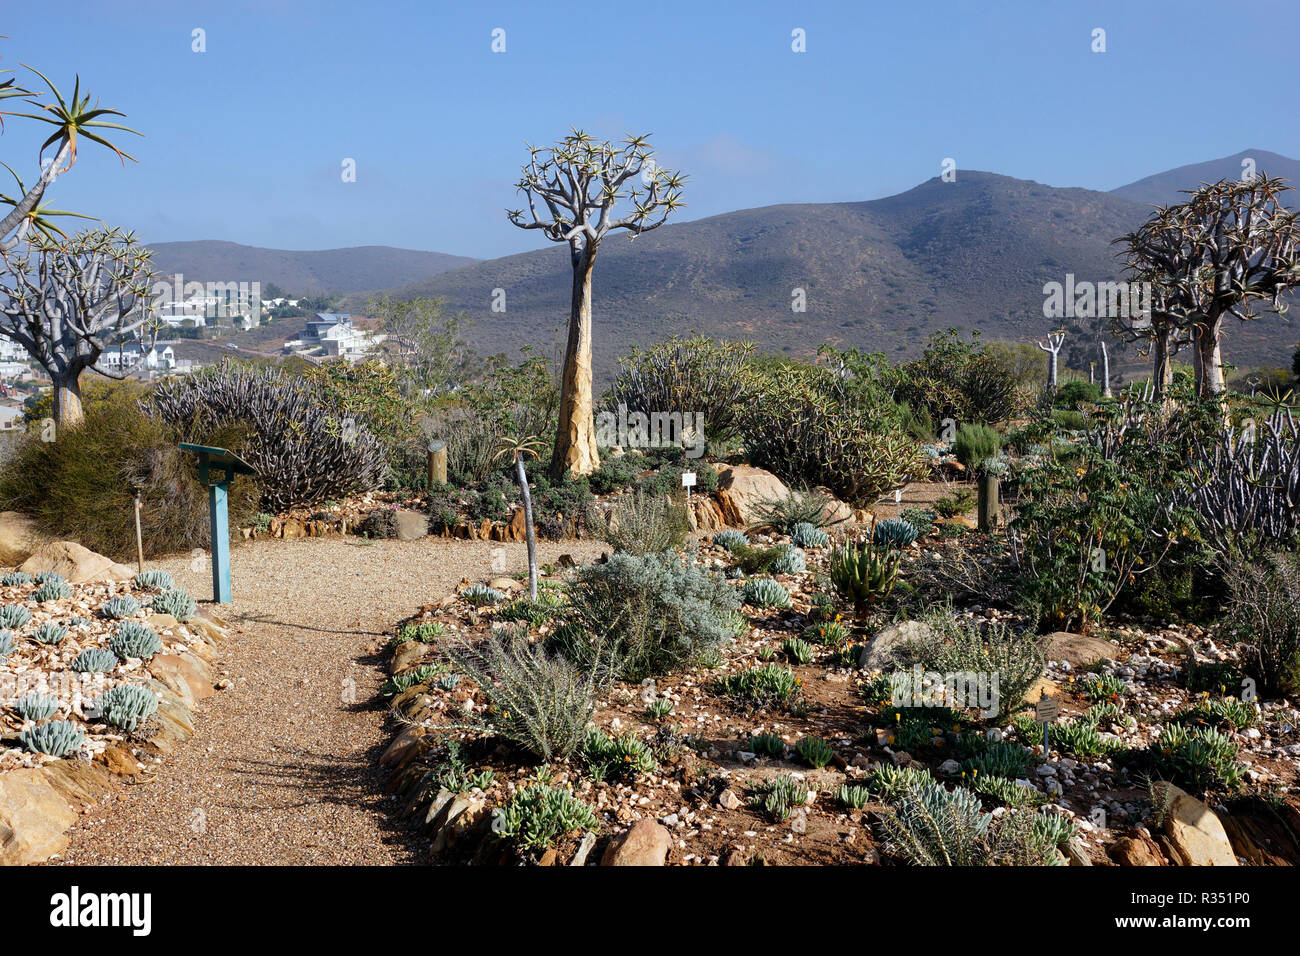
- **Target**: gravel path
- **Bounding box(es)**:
[56,535,603,866]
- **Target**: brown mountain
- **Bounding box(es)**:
[145,240,478,295]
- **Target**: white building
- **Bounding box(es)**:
[98,344,176,373]
[287,313,378,362]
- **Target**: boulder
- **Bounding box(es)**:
[393,508,429,541]
[0,511,40,566]
[601,817,671,866]
[688,497,727,533]
[18,540,133,584]
[1152,783,1238,866]
[812,486,854,526]
[1040,632,1121,669]
[0,768,77,865]
[715,465,789,527]
[508,508,528,542]
[1109,832,1167,866]
[148,653,215,710]
[391,641,432,674]
[858,620,933,672]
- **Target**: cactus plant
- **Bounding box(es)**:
[873,517,919,550]
[790,522,830,549]
[1,571,33,586]
[742,577,791,609]
[32,622,68,645]
[14,691,58,721]
[151,588,196,622]
[33,579,72,602]
[70,647,118,673]
[19,719,84,757]
[713,529,750,552]
[770,545,807,575]
[99,595,140,620]
[132,569,175,592]
[110,621,162,660]
[99,683,159,732]
[829,540,901,620]
[0,604,30,629]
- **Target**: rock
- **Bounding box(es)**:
[393,509,429,541]
[811,486,853,526]
[570,831,598,866]
[489,577,521,593]
[509,508,528,542]
[0,768,77,865]
[380,726,427,769]
[281,518,305,539]
[145,682,195,752]
[601,817,671,866]
[717,788,742,810]
[18,540,132,583]
[1109,832,1167,866]
[431,795,486,853]
[1063,836,1093,866]
[148,653,215,710]
[1152,783,1238,866]
[688,497,727,533]
[1025,676,1061,708]
[938,759,961,775]
[97,746,141,776]
[715,464,789,527]
[859,620,933,672]
[0,511,40,565]
[391,641,432,674]
[1040,632,1121,669]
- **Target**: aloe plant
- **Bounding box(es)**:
[829,540,901,619]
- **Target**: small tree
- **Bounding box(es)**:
[494,435,543,600]
[368,294,468,399]
[1037,331,1064,391]
[1118,176,1300,400]
[507,130,685,478]
[0,228,156,428]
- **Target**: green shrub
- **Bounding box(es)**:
[717,663,801,709]
[33,579,72,603]
[1050,719,1123,759]
[597,491,689,555]
[1224,550,1300,695]
[447,628,597,761]
[578,727,658,782]
[749,486,845,534]
[1173,696,1258,731]
[490,775,599,854]
[906,611,1044,719]
[0,390,256,561]
[393,620,447,645]
[961,741,1037,780]
[748,731,785,757]
[894,330,1022,427]
[873,517,918,549]
[865,763,936,801]
[804,619,848,646]
[561,552,740,680]
[933,489,976,518]
[795,735,834,768]
[952,423,1002,472]
[461,584,505,606]
[1146,724,1245,793]
[0,630,14,661]
[132,570,174,592]
[1,572,32,587]
[32,622,68,645]
[749,774,810,822]
[495,590,566,627]
[770,545,807,575]
[782,636,815,664]
[829,540,900,619]
[99,595,140,620]
[713,529,750,552]
[1055,380,1102,409]
[902,507,937,537]
[837,783,871,809]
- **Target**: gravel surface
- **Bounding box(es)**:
[55,535,603,866]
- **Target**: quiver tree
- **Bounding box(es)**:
[507,130,685,478]
[1117,176,1300,400]
[1037,331,1064,391]
[0,227,156,428]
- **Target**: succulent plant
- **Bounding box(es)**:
[70,647,119,673]
[790,522,830,549]
[837,783,871,809]
[151,588,196,622]
[32,622,68,645]
[0,604,31,629]
[33,579,73,602]
[770,545,807,575]
[1,571,33,587]
[742,577,791,609]
[14,691,58,721]
[873,517,919,550]
[461,584,505,606]
[749,774,810,822]
[32,571,65,586]
[829,540,901,620]
[99,595,141,620]
[110,620,163,660]
[713,529,750,552]
[99,683,159,732]
[132,569,175,592]
[795,735,835,768]
[782,636,815,665]
[804,619,849,646]
[0,629,14,661]
[19,719,84,757]
[748,731,785,757]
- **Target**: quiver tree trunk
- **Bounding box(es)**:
[514,450,538,600]
[52,373,85,431]
[552,249,601,479]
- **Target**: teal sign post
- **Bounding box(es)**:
[179,443,257,604]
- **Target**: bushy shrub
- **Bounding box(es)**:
[461,584,505,606]
[717,663,801,708]
[829,540,900,619]
[145,359,386,511]
[0,604,29,629]
[1,571,32,586]
[750,486,845,533]
[905,611,1044,719]
[32,579,71,603]
[597,491,689,555]
[1146,724,1245,794]
[608,335,754,447]
[561,552,740,680]
[952,423,1001,471]
[769,545,806,575]
[795,735,834,768]
[0,389,256,560]
[1055,380,1102,409]
[749,774,810,822]
[578,727,658,782]
[32,622,68,645]
[447,629,597,761]
[740,362,926,506]
[901,507,937,537]
[894,330,1022,426]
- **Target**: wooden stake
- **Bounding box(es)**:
[133,494,145,574]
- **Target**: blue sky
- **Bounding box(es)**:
[4,0,1298,258]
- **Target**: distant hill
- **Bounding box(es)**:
[1110,149,1300,207]
[145,240,478,295]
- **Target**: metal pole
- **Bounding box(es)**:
[208,465,232,603]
